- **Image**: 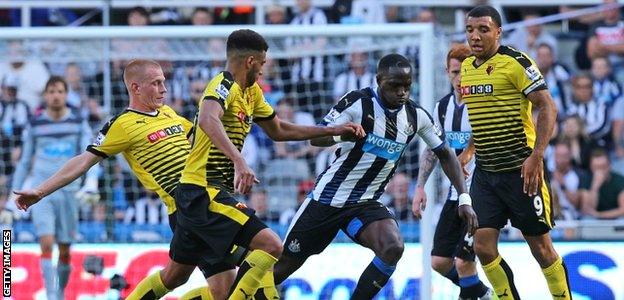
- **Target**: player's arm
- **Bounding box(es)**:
[306,94,366,147]
[199,99,256,194]
[416,108,478,233]
[10,123,34,191]
[14,152,103,210]
[524,89,557,196]
[257,116,364,144]
[413,102,442,219]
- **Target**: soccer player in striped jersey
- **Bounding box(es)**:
[413,44,494,300]
[462,6,571,300]
[269,53,478,299]
[13,59,241,300]
[122,29,364,300]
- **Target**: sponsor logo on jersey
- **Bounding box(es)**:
[215,84,230,100]
[524,65,541,81]
[147,124,184,143]
[460,84,493,96]
[362,133,406,161]
[446,131,471,149]
[93,133,105,146]
[323,108,341,123]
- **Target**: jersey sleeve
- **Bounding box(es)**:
[251,84,276,122]
[201,72,235,111]
[432,102,443,132]
[416,107,445,150]
[86,117,130,158]
[507,53,547,96]
[319,92,356,127]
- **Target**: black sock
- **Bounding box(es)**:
[444,265,460,286]
[351,257,395,300]
[458,274,489,298]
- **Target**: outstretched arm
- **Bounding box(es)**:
[14,151,102,210]
[256,116,365,145]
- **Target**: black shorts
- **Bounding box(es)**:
[169,183,267,266]
[432,200,475,261]
[471,167,554,236]
[283,199,396,260]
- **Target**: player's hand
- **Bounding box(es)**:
[13,189,44,211]
[411,186,427,220]
[458,204,478,236]
[332,123,366,141]
[233,159,258,195]
[521,153,543,196]
[456,152,471,178]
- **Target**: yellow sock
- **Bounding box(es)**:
[126,271,170,300]
[542,256,572,300]
[482,255,520,300]
[254,271,280,299]
[180,286,214,300]
[228,250,277,300]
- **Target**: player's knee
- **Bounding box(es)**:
[529,242,558,267]
[160,265,193,289]
[263,239,283,259]
[379,240,404,265]
[473,240,497,264]
[455,258,475,275]
[254,230,283,258]
[431,256,453,274]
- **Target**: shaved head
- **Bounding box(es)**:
[123,59,162,90]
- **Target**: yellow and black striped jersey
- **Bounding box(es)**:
[180,71,275,191]
[461,45,547,172]
[87,105,193,214]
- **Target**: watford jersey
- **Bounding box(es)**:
[461,45,547,172]
[180,71,275,191]
[87,105,192,214]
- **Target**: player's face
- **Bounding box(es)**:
[465,16,501,60]
[377,71,411,109]
[447,58,462,94]
[44,82,67,111]
[140,66,167,110]
[246,51,267,87]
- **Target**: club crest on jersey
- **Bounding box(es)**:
[461,84,493,96]
[147,124,184,143]
[486,64,494,75]
[237,111,252,125]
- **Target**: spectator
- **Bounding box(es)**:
[327,0,351,23]
[127,6,150,26]
[550,142,584,220]
[565,72,612,145]
[123,190,168,225]
[536,43,571,118]
[580,149,624,219]
[613,97,624,175]
[505,11,558,59]
[591,56,622,106]
[190,7,214,25]
[333,51,376,101]
[64,63,104,128]
[248,189,280,223]
[0,41,50,111]
[0,74,30,184]
[273,99,316,159]
[557,115,596,170]
[266,4,288,25]
[286,0,329,118]
[385,172,412,221]
[587,0,624,82]
[347,0,386,24]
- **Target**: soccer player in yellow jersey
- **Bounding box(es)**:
[125,29,365,300]
[461,6,571,300]
[13,59,240,300]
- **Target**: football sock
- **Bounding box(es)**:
[180,286,214,300]
[542,256,572,300]
[351,256,396,300]
[253,271,280,300]
[126,271,171,300]
[228,250,277,300]
[57,261,71,298]
[458,274,489,298]
[443,265,460,286]
[41,257,58,300]
[482,255,520,300]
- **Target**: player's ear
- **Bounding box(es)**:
[131,82,140,95]
[246,55,254,69]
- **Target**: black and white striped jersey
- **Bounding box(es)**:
[312,87,444,207]
[433,92,474,201]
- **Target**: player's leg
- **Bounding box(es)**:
[454,234,492,299]
[511,171,571,300]
[431,200,465,286]
[127,258,196,299]
[32,197,58,300]
[471,168,520,300]
[56,190,79,298]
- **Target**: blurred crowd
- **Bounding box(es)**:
[0,0,623,242]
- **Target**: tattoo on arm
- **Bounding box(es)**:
[417,148,439,187]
